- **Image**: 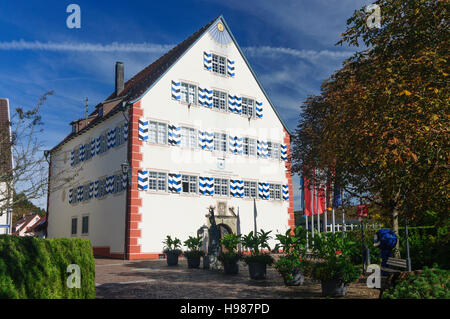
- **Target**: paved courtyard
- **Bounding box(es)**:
[95,257,379,299]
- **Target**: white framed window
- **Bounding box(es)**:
[85,142,92,161]
[71,217,77,235]
[244,181,257,198]
[212,54,226,75]
[180,127,198,149]
[114,173,123,194]
[269,184,282,200]
[98,178,107,198]
[72,148,80,165]
[213,90,227,112]
[215,178,229,196]
[180,82,197,104]
[148,171,167,192]
[149,121,167,145]
[81,215,89,235]
[99,134,107,154]
[83,183,90,201]
[116,125,125,147]
[214,133,227,152]
[242,98,255,118]
[267,142,280,160]
[243,138,256,157]
[182,175,197,194]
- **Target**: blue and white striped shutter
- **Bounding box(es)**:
[228,95,242,114]
[70,151,74,166]
[256,101,263,118]
[137,170,148,191]
[79,144,85,162]
[203,52,212,70]
[258,183,269,200]
[90,138,96,158]
[111,128,116,148]
[168,173,182,193]
[168,124,181,146]
[89,182,94,199]
[280,144,287,161]
[138,119,148,141]
[257,140,268,158]
[69,188,73,203]
[77,186,83,202]
[198,87,213,108]
[282,185,289,201]
[96,137,101,154]
[199,131,206,150]
[229,136,243,155]
[205,132,214,150]
[122,172,128,190]
[227,59,235,77]
[94,181,99,198]
[199,177,214,196]
[171,81,181,100]
[124,122,128,141]
[107,128,116,149]
[230,180,244,197]
[105,175,114,194]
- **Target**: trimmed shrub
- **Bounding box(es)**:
[0,235,95,299]
[382,266,450,299]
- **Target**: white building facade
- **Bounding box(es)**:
[47,16,295,259]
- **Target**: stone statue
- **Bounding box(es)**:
[205,206,221,270]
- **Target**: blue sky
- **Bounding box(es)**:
[0,0,373,209]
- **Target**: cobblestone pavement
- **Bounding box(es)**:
[95,258,379,299]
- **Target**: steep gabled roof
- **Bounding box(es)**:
[52,15,292,152]
[106,16,219,102]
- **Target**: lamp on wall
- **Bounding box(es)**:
[248,114,252,123]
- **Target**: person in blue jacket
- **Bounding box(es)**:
[374,228,398,276]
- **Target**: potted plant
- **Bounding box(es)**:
[241,230,274,280]
[183,235,205,268]
[274,226,311,286]
[162,235,182,266]
[310,233,360,297]
[218,233,242,275]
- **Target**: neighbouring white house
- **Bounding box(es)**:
[46,16,295,260]
[12,213,42,237]
[0,98,13,235]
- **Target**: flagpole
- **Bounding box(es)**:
[324,184,327,233]
[316,170,320,234]
[310,180,314,238]
[302,176,309,249]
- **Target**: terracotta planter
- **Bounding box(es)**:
[321,279,348,297]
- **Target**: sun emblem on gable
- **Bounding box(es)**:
[217,23,224,32]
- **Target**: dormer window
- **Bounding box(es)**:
[98,107,103,118]
[212,54,226,75]
[72,124,76,134]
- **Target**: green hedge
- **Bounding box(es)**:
[0,236,95,299]
[382,267,450,299]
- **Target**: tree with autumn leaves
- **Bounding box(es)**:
[292,0,449,242]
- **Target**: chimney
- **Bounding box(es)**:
[115,61,124,97]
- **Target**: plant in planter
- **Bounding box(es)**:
[274,226,311,286]
[162,235,182,266]
[310,233,360,297]
[218,233,242,275]
[241,230,274,280]
[183,236,205,269]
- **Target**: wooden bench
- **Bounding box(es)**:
[378,257,408,298]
